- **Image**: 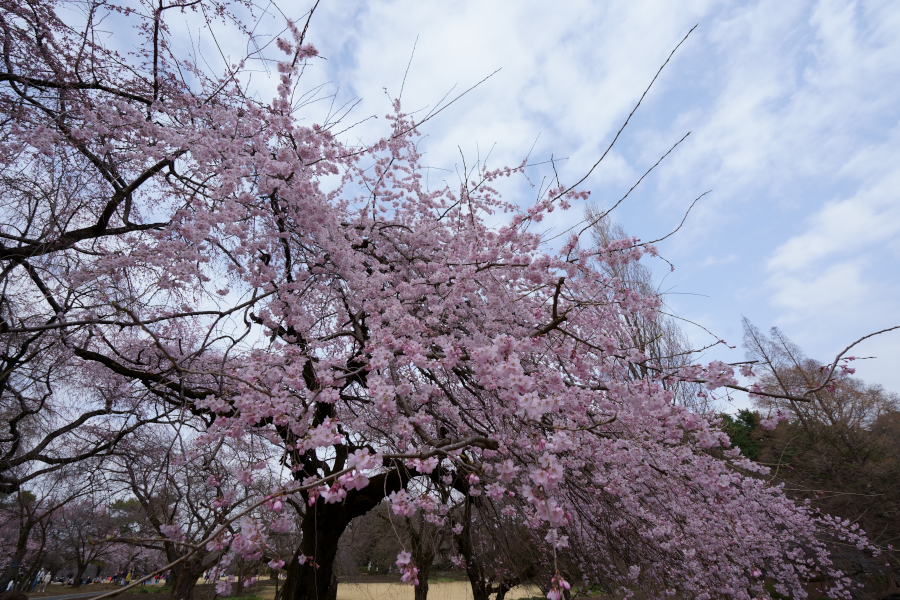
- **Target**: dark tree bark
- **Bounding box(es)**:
[413,562,432,600]
[0,524,33,592]
[456,499,490,600]
[169,557,205,600]
[280,470,411,600]
[71,562,88,589]
[408,512,439,600]
[20,523,48,592]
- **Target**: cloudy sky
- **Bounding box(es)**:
[183,0,900,401]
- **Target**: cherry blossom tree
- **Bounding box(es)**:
[54,494,130,588]
[55,503,168,589]
[0,489,46,590]
[0,464,97,591]
[1,1,892,599]
[107,427,280,600]
[404,486,457,600]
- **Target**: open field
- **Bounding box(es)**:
[335,582,542,600]
[23,581,548,600]
[27,584,127,598]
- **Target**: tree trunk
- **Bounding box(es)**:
[71,563,88,589]
[21,532,47,591]
[171,570,201,600]
[460,548,490,600]
[456,501,490,600]
[409,518,435,600]
[0,554,23,591]
[281,508,344,600]
[454,498,534,600]
[22,561,44,592]
[413,577,430,600]
[413,540,433,600]
[280,469,411,600]
[169,557,205,600]
[0,521,34,591]
[464,572,490,600]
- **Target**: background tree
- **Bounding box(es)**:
[453,496,539,600]
[54,496,122,588]
[0,467,88,591]
[405,486,456,600]
[585,206,704,410]
[719,409,761,460]
[743,319,900,593]
[108,428,278,600]
[333,503,406,580]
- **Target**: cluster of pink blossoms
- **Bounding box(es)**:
[395,551,419,585]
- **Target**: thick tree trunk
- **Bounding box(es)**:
[281,507,344,600]
[464,572,490,600]
[171,568,200,600]
[281,469,411,600]
[71,563,88,589]
[0,522,33,591]
[169,557,205,600]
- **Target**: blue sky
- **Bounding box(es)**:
[172,0,900,400]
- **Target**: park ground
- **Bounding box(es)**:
[23,580,548,600]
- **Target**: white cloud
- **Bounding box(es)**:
[312,0,716,178]
[701,253,738,267]
[767,167,900,274]
[768,259,868,313]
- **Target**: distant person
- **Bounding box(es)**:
[30,569,44,591]
[38,571,52,592]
